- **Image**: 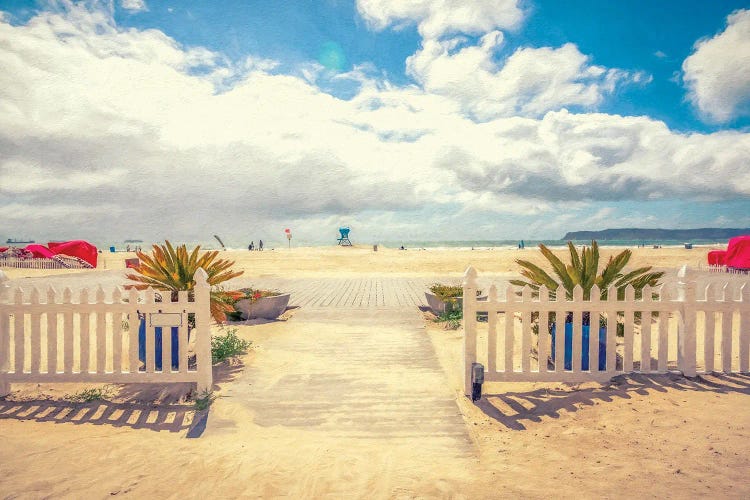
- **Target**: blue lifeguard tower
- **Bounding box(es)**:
[337,227,352,246]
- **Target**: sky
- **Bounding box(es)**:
[1,0,749,246]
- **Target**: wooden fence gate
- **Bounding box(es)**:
[0,269,212,396]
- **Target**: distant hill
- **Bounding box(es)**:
[562,228,750,241]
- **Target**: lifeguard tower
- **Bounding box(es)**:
[337,227,352,246]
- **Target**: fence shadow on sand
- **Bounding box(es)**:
[476,372,750,431]
[0,360,244,435]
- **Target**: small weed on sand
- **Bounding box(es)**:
[434,310,462,330]
[211,328,252,363]
[193,389,216,410]
[65,385,114,403]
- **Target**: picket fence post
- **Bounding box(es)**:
[194,268,213,394]
[676,265,697,377]
[740,284,750,373]
[463,266,478,396]
[0,270,9,396]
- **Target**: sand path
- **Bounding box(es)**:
[227,308,471,439]
[206,279,480,496]
[3,273,483,497]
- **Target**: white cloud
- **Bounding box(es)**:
[120,0,148,13]
[683,9,750,123]
[434,109,750,203]
[0,160,126,193]
[0,4,748,243]
[359,0,647,121]
[356,0,524,39]
[407,36,646,119]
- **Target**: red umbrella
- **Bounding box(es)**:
[48,240,98,267]
[24,244,55,259]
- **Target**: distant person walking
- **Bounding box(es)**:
[259,240,264,251]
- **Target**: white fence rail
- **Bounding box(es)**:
[0,269,212,396]
[0,256,92,269]
[463,267,750,395]
[701,264,749,275]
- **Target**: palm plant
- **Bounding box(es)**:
[510,240,664,301]
[511,241,664,331]
[125,241,244,323]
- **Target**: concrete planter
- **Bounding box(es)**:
[424,292,464,314]
[425,292,487,315]
[235,293,291,320]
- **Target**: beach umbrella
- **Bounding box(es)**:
[25,244,55,259]
[48,240,98,267]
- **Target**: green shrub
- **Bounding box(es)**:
[429,283,482,316]
[434,309,463,330]
[236,287,282,302]
[211,328,252,363]
[193,389,216,411]
[429,283,463,301]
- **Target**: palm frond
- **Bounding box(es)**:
[515,259,559,291]
[614,266,656,288]
[599,249,631,288]
[125,240,244,323]
[518,241,663,303]
[538,244,575,292]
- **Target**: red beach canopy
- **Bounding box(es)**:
[47,240,98,268]
[724,236,750,269]
[24,244,56,259]
[707,250,725,266]
[708,235,750,270]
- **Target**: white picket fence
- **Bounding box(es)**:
[702,264,749,275]
[0,269,212,397]
[0,256,92,269]
[463,267,750,395]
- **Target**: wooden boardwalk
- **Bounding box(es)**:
[230,277,440,309]
[11,272,508,313]
[10,273,446,310]
[226,308,473,442]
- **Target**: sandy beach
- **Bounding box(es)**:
[1,245,749,498]
[96,243,721,277]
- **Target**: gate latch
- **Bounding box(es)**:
[471,362,484,402]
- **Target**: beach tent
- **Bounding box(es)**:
[47,240,98,268]
[24,244,56,259]
[725,236,750,269]
[2,240,97,268]
[707,250,725,266]
[707,235,750,270]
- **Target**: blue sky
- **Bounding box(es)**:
[1,0,749,246]
[105,0,750,132]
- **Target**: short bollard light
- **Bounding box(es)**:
[471,362,484,402]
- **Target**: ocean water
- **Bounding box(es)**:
[4,235,726,252]
[84,238,725,252]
